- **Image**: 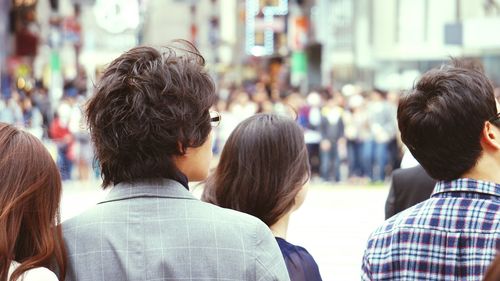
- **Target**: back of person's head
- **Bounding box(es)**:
[398,59,497,180]
[86,41,217,188]
[0,123,66,281]
[202,113,310,227]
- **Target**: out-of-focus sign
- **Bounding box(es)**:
[444,23,462,45]
[245,0,288,56]
[288,16,307,51]
[63,16,82,44]
[94,0,139,34]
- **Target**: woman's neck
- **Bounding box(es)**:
[270,213,291,239]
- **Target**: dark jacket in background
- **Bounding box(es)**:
[385,165,436,219]
[320,114,344,143]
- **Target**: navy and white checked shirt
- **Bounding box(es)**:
[362,178,500,281]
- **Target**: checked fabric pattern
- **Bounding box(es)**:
[362,178,500,281]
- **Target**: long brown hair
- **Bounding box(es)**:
[0,123,66,281]
[202,113,310,227]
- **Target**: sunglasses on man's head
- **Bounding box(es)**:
[210,111,221,127]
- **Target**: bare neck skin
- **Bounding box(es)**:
[461,153,500,184]
[270,184,309,240]
[270,212,291,240]
[461,122,500,184]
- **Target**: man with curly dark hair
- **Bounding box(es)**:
[62,41,290,281]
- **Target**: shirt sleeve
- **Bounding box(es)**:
[254,223,291,281]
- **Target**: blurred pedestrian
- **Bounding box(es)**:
[319,95,344,182]
[50,100,74,181]
[30,86,52,137]
[366,90,397,182]
[301,92,323,177]
[386,91,402,171]
[68,96,92,181]
[343,94,370,182]
[21,97,43,139]
[0,95,23,126]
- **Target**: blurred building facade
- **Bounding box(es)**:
[219,0,500,92]
[313,0,500,90]
[3,0,500,96]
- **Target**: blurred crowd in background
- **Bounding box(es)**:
[2,0,500,184]
[0,71,401,184]
[213,81,400,184]
[3,62,500,185]
[0,76,93,182]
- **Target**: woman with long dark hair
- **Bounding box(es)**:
[0,123,66,281]
[202,113,322,281]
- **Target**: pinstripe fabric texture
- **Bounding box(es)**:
[362,178,500,281]
[62,179,290,281]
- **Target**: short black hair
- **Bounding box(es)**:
[86,41,216,188]
[398,59,496,180]
[202,113,310,227]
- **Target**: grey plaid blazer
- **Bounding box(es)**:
[62,179,290,281]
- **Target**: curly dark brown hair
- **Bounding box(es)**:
[86,41,216,188]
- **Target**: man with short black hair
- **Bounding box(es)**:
[362,59,500,280]
[62,41,290,281]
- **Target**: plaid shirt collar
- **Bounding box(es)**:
[432,178,500,198]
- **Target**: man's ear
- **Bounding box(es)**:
[481,121,500,151]
[177,141,189,155]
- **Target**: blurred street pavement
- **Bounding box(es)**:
[61,181,389,281]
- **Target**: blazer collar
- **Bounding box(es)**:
[98,178,197,204]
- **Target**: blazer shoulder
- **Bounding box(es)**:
[62,202,107,234]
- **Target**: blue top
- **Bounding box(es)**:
[275,237,323,281]
[362,178,500,280]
